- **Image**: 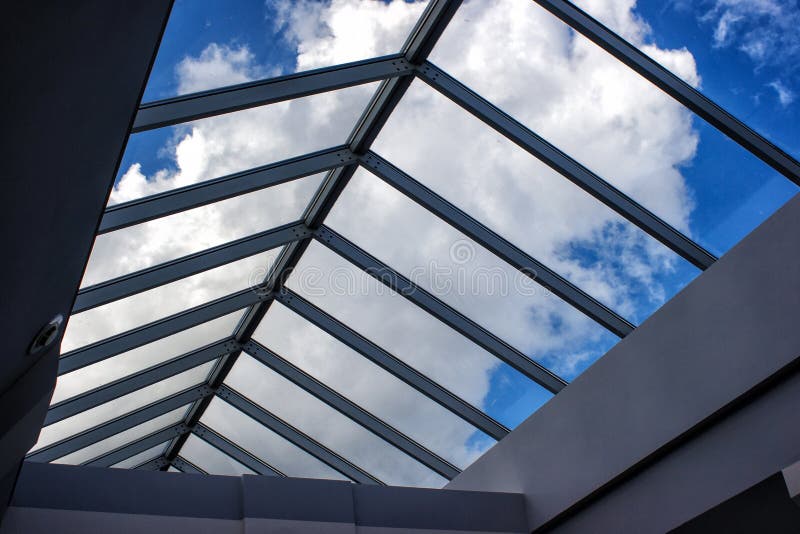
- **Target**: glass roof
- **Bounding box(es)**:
[30,0,799,487]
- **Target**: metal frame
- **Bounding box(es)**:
[35,0,800,486]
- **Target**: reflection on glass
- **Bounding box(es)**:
[428,0,798,256]
[326,169,618,381]
[111,442,169,469]
[34,361,215,452]
[226,354,447,487]
[180,434,255,476]
[253,302,492,468]
[567,0,799,161]
[143,0,427,100]
[53,405,189,466]
[62,251,275,353]
[114,83,377,205]
[85,174,322,286]
[286,241,553,428]
[201,398,348,481]
[53,311,243,405]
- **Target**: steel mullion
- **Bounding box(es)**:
[533,0,800,185]
[360,151,635,338]
[160,240,306,466]
[47,340,235,425]
[218,385,381,484]
[276,288,509,441]
[86,423,187,468]
[244,339,460,479]
[74,222,308,313]
[304,0,463,228]
[193,423,284,477]
[314,226,567,393]
[415,62,717,271]
[163,0,463,467]
[26,385,213,463]
[133,55,413,132]
[60,289,262,375]
[172,456,205,474]
[99,147,354,234]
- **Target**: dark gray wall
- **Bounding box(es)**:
[2,462,527,534]
[446,193,800,532]
[0,0,172,520]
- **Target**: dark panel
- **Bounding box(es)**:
[242,476,354,523]
[12,462,242,520]
[671,474,800,534]
[353,485,527,532]
[0,0,172,519]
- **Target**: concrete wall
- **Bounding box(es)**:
[1,462,528,534]
[447,193,800,532]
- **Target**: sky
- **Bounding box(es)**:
[40,0,799,484]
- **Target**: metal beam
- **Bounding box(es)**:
[172,456,205,474]
[60,288,263,375]
[27,385,212,463]
[133,55,412,132]
[193,423,284,477]
[47,340,234,425]
[415,62,717,271]
[244,339,460,479]
[402,0,463,64]
[360,151,635,338]
[218,384,380,484]
[87,423,187,468]
[99,147,354,234]
[163,0,463,468]
[75,222,307,313]
[276,288,509,441]
[532,0,800,186]
[161,241,307,465]
[304,0,463,228]
[314,226,567,393]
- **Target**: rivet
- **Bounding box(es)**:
[28,314,64,355]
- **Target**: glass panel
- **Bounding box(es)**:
[326,169,619,381]
[180,434,255,476]
[53,405,190,465]
[252,302,493,468]
[167,466,180,473]
[62,251,275,353]
[111,442,169,469]
[115,83,376,204]
[85,174,322,286]
[285,241,552,429]
[143,0,428,100]
[428,0,798,256]
[33,361,215,452]
[53,311,243,405]
[201,397,348,481]
[569,0,799,160]
[373,81,699,324]
[226,354,447,488]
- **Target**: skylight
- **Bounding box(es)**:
[28,0,800,487]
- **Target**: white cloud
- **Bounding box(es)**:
[176,43,276,95]
[703,0,800,68]
[769,80,796,106]
[52,0,706,485]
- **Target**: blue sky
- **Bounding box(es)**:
[98,0,799,477]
